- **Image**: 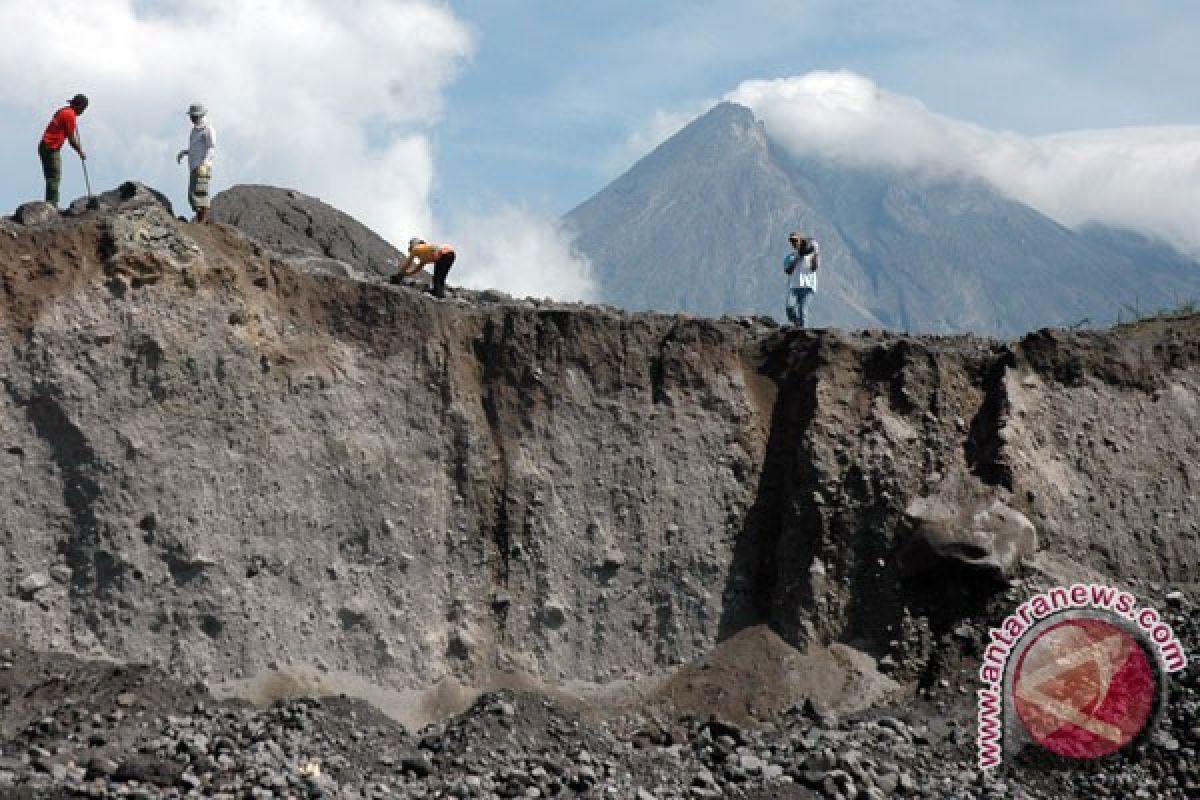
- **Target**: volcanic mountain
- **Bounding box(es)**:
[565,102,1200,337]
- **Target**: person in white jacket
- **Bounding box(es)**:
[176,103,216,223]
[783,231,820,327]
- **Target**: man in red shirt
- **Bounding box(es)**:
[39,94,88,207]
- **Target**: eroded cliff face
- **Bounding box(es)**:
[0,192,772,695]
[1,190,1197,712]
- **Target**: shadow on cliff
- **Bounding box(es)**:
[719,329,825,644]
[718,329,1010,673]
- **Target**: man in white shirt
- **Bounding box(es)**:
[176,103,216,223]
[783,231,820,327]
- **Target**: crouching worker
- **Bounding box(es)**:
[393,237,456,298]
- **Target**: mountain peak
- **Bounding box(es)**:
[566,105,1200,336]
[698,100,757,126]
[660,101,764,156]
[607,102,764,183]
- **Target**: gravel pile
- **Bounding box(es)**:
[1,589,1193,799]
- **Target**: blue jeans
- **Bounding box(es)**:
[786,287,814,326]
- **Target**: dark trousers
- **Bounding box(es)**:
[432,251,456,298]
[38,141,62,206]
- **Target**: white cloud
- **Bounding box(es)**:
[988,127,1200,257]
[0,0,472,243]
[725,71,1200,255]
[448,206,596,302]
[726,72,987,173]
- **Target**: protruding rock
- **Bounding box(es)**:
[66,182,173,216]
[212,184,400,277]
[540,601,568,629]
[16,572,51,598]
[900,496,1037,581]
[13,202,57,226]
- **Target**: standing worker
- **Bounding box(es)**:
[176,103,216,223]
[783,231,820,328]
[393,237,456,299]
[38,94,88,208]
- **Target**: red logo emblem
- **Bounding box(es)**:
[1012,616,1158,759]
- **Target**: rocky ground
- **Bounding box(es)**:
[1,185,1198,798]
[0,582,1195,799]
[210,185,401,280]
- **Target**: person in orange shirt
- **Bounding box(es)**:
[39,94,89,207]
[393,237,456,298]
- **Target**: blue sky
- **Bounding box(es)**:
[0,1,1197,297]
[437,1,1200,217]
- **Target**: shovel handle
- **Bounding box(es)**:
[76,127,93,198]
